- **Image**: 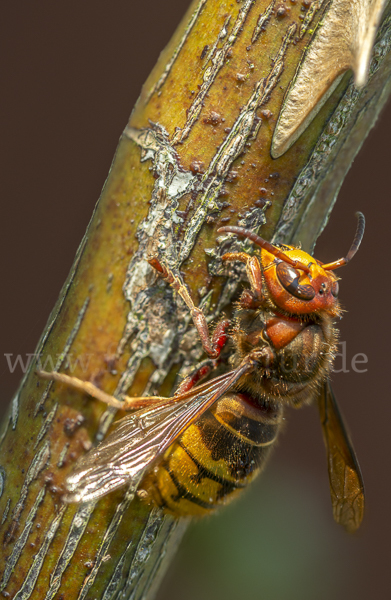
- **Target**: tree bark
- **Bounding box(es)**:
[1,1,391,599]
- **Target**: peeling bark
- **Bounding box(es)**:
[1,1,391,599]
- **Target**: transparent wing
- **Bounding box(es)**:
[317,380,365,533]
[66,362,252,503]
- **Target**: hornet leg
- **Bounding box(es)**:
[149,258,229,359]
[222,252,263,309]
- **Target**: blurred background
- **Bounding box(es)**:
[0,2,390,599]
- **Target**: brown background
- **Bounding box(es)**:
[0,2,390,599]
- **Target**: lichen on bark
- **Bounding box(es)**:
[1,1,391,599]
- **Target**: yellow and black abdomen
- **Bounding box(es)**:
[144,393,283,516]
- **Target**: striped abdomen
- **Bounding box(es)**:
[144,393,283,516]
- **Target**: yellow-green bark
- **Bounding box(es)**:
[1,1,391,599]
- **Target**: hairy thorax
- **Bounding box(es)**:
[232,306,338,407]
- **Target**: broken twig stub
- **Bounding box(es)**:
[1,1,391,598]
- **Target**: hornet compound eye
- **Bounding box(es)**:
[276,262,316,301]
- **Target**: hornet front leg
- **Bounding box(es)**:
[149,258,229,359]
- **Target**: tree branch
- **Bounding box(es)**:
[1,1,391,599]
